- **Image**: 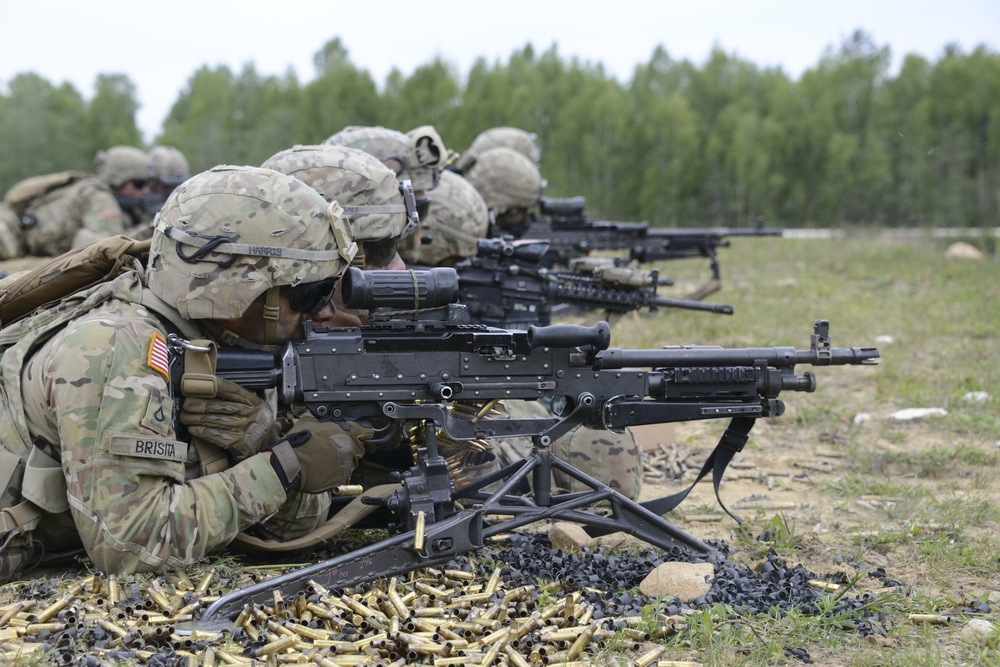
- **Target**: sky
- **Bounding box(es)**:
[2,0,998,143]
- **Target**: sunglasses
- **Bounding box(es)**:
[282,277,338,313]
[128,179,150,189]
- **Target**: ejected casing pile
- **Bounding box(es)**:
[642,443,767,488]
[0,564,680,665]
[0,570,231,664]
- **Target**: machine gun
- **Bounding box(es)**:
[434,238,733,328]
[524,197,783,299]
[172,267,878,629]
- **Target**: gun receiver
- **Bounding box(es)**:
[174,272,877,630]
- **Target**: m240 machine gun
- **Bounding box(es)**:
[170,267,878,629]
[426,238,732,328]
[523,197,783,299]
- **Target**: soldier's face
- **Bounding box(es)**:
[310,282,363,328]
[210,294,310,345]
[384,252,406,271]
[119,179,149,200]
[495,207,529,230]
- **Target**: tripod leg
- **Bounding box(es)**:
[457,447,718,557]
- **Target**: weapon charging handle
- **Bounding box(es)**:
[526,321,611,351]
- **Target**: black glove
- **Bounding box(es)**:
[265,421,364,494]
[266,431,307,492]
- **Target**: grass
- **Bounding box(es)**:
[583,231,1000,665]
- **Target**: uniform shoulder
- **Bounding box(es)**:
[58,299,167,352]
[70,177,115,198]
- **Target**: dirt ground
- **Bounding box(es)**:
[634,404,1000,603]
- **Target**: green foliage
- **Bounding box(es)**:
[2,32,1000,228]
[0,73,92,188]
[86,74,143,155]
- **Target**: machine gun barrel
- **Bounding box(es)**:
[644,227,786,240]
[632,227,784,264]
[545,278,733,315]
[592,343,880,370]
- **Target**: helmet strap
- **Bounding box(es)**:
[263,286,280,346]
[200,321,275,351]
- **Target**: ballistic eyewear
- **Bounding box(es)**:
[283,277,338,313]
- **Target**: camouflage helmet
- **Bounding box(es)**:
[323,125,446,193]
[95,146,152,188]
[402,170,490,266]
[261,144,418,243]
[462,147,544,215]
[146,165,357,327]
[148,145,191,188]
[455,126,541,172]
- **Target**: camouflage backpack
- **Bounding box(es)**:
[0,235,150,327]
[3,171,90,217]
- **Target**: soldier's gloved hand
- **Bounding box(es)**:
[265,417,366,494]
[179,379,279,461]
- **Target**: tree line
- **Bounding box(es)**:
[1,32,998,228]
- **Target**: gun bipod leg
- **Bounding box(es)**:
[188,508,486,632]
[547,455,715,556]
[453,449,716,558]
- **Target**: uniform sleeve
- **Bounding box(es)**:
[40,314,289,574]
[78,184,127,239]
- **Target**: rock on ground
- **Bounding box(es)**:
[945,242,985,260]
[639,561,715,600]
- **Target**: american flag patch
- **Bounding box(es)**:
[147,333,170,379]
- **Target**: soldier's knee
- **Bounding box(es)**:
[555,425,642,500]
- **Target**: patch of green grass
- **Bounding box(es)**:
[916,530,1000,575]
[731,512,804,559]
[844,439,1000,480]
[822,475,924,500]
[649,589,966,667]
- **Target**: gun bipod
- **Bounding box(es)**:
[453,444,717,558]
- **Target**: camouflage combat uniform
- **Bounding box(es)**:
[0,176,127,259]
[494,401,643,500]
[0,273,292,576]
[0,202,21,261]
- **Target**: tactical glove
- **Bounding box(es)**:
[265,417,368,494]
[179,379,280,461]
